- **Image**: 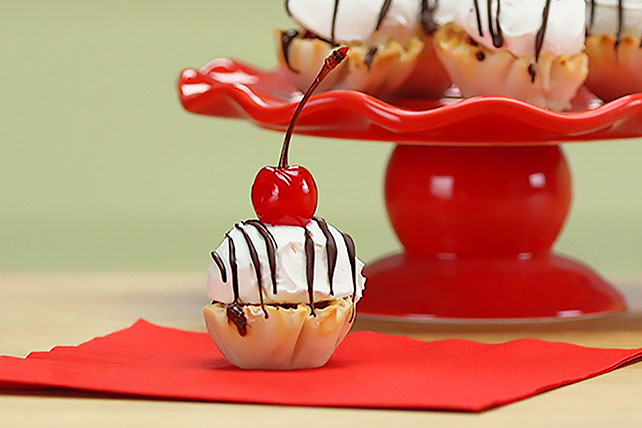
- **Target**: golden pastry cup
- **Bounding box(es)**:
[433,23,589,112]
[585,34,642,102]
[203,297,355,370]
[275,29,424,96]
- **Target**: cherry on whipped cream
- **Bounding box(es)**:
[251,47,349,226]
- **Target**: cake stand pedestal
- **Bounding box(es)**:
[364,144,624,320]
[178,59,642,321]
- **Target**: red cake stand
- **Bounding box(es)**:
[178,58,642,321]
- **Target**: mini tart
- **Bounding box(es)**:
[433,23,589,112]
[275,29,424,96]
[203,297,354,370]
[396,26,452,99]
[585,34,642,102]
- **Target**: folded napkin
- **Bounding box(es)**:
[0,320,640,411]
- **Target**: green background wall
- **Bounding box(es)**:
[2,0,641,273]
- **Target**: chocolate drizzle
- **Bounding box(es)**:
[535,0,552,62]
[469,0,562,62]
[588,0,597,33]
[313,217,337,295]
[303,228,317,316]
[330,0,340,44]
[364,46,378,69]
[341,232,358,322]
[225,233,248,336]
[243,220,278,294]
[472,0,484,37]
[587,0,628,49]
[615,0,624,48]
[210,251,227,282]
[226,233,240,303]
[528,64,537,83]
[226,305,247,336]
[375,0,393,31]
[283,0,442,49]
[487,0,504,48]
[235,224,268,318]
[420,0,439,34]
[214,221,360,333]
[468,0,504,47]
[281,29,300,72]
[341,232,357,299]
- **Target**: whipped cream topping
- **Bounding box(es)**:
[587,0,642,38]
[207,220,366,305]
[434,0,586,57]
[286,0,420,44]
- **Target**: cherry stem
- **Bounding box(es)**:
[278,47,349,169]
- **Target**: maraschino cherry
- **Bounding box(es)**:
[252,47,349,226]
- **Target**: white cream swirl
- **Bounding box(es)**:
[435,0,586,57]
[286,0,421,44]
[207,221,366,305]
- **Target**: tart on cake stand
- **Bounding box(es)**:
[178,58,642,321]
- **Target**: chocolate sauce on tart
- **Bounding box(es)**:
[472,0,484,37]
[534,0,552,62]
[375,0,394,31]
[224,233,249,336]
[330,0,340,44]
[312,217,338,295]
[487,0,504,48]
[226,304,248,336]
[615,0,624,48]
[312,300,332,310]
[303,227,317,315]
[235,224,269,318]
[528,63,537,83]
[281,29,300,72]
[467,35,480,46]
[283,0,424,46]
[280,28,339,72]
[215,221,360,333]
[210,251,227,282]
[469,0,558,65]
[243,220,278,294]
[364,46,379,69]
[243,220,277,294]
[588,0,597,34]
[471,0,522,50]
[226,232,240,304]
[586,0,632,48]
[215,300,333,311]
[420,0,439,34]
[340,231,357,321]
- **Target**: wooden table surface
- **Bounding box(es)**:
[1,272,641,427]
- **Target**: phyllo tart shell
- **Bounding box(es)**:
[275,29,424,96]
[585,34,642,102]
[203,297,355,370]
[433,23,589,112]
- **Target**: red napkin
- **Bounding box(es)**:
[0,320,640,411]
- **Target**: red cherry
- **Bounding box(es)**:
[251,47,349,226]
[252,165,318,226]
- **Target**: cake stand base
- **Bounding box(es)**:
[360,252,626,321]
[360,144,628,322]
